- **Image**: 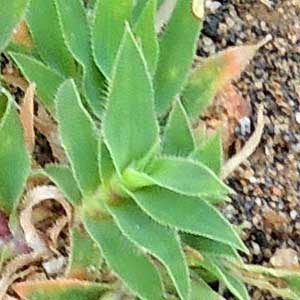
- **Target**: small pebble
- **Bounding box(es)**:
[295,112,300,124]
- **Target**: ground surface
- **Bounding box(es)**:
[199,0,300,299]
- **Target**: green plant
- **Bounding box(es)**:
[1,1,300,300]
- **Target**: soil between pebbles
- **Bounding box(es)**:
[199,1,300,299]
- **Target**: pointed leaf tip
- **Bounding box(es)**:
[55,79,100,196]
[182,41,264,119]
[103,24,158,173]
[154,0,202,115]
[92,0,133,78]
[132,186,247,253]
[163,99,195,156]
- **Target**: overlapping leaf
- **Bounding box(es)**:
[182,234,241,261]
[55,80,100,196]
[191,277,225,300]
[0,0,28,51]
[163,100,195,156]
[98,140,115,185]
[132,186,247,252]
[84,216,163,300]
[192,133,223,175]
[0,89,30,213]
[103,24,159,173]
[10,52,64,114]
[182,43,261,119]
[201,257,250,300]
[27,0,76,77]
[55,0,106,116]
[154,0,203,115]
[44,165,82,206]
[145,157,229,198]
[107,194,189,300]
[92,0,133,78]
[133,0,159,75]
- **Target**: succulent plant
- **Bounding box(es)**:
[1,1,300,300]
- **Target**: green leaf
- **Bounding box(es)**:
[182,44,259,120]
[162,99,195,156]
[14,279,108,300]
[133,0,159,75]
[98,140,115,185]
[132,186,247,253]
[55,80,100,196]
[191,277,225,300]
[192,133,223,176]
[132,0,148,23]
[103,24,159,173]
[146,157,229,198]
[154,0,202,115]
[27,0,76,77]
[0,0,28,52]
[9,52,64,114]
[201,258,250,300]
[107,195,189,300]
[0,89,30,213]
[82,63,107,115]
[84,216,163,300]
[182,234,241,261]
[54,0,91,66]
[44,165,82,206]
[92,0,133,78]
[54,0,106,116]
[67,226,102,280]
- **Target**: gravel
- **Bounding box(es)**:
[199,1,300,299]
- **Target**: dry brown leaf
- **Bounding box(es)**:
[20,83,36,154]
[20,186,72,255]
[34,106,67,163]
[0,253,42,300]
[11,21,33,49]
[42,256,67,276]
[48,216,69,254]
[2,73,28,91]
[221,104,265,179]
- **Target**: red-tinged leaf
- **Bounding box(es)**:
[193,84,251,158]
[182,37,271,119]
[14,279,108,300]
